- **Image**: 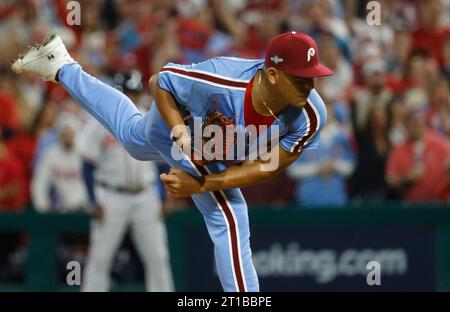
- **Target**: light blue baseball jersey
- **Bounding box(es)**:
[158,57,327,156]
[58,59,328,292]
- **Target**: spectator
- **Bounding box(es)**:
[411,0,450,69]
[386,108,449,203]
[387,97,408,146]
[351,59,393,133]
[350,105,391,202]
[293,0,349,43]
[426,78,450,137]
[287,103,356,207]
[0,89,20,141]
[0,131,26,212]
[385,30,412,82]
[443,37,450,79]
[396,51,439,94]
[318,33,353,103]
[1,74,38,206]
[31,101,59,168]
[31,114,88,212]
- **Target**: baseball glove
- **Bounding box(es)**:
[190,108,238,166]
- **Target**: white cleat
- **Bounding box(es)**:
[11,33,76,82]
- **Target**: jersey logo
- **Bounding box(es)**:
[270,55,284,64]
[307,48,315,62]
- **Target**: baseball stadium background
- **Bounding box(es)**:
[0,0,449,292]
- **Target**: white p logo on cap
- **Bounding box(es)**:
[307,47,315,62]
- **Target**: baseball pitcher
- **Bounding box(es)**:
[12,31,333,291]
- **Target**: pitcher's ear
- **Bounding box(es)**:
[265,67,279,85]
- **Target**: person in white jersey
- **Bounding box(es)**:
[79,70,174,292]
[31,113,88,213]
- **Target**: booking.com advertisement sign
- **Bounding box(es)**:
[184,226,436,291]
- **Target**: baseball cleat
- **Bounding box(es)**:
[11,33,76,82]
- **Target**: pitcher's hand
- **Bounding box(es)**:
[160,168,205,198]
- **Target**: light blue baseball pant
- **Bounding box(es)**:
[59,63,259,292]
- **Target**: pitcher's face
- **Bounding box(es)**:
[277,70,315,108]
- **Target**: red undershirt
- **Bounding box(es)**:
[244,76,277,136]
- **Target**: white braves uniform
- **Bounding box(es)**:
[79,117,174,292]
[31,143,88,212]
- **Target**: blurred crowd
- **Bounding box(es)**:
[1,0,449,214]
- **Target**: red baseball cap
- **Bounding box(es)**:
[265,31,334,78]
